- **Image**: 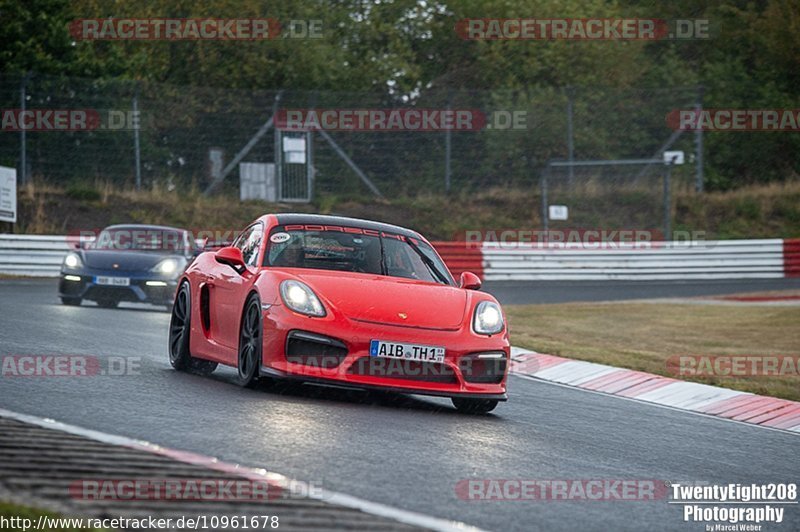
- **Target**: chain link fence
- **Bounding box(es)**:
[0,72,701,203]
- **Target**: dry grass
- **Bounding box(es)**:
[506,301,800,401]
[9,179,800,241]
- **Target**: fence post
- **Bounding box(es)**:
[444,91,452,193]
[565,86,575,184]
[19,72,29,185]
[133,84,142,190]
[695,85,704,192]
[541,165,549,233]
[664,162,672,240]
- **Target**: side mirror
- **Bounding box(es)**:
[215,246,246,272]
[459,271,482,290]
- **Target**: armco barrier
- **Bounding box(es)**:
[0,235,796,280]
[428,241,484,279]
[434,239,798,281]
[785,239,800,277]
[0,235,70,277]
[480,239,786,281]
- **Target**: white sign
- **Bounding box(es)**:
[283,137,306,153]
[239,162,276,202]
[0,166,17,223]
[286,151,306,164]
[208,148,224,180]
[548,205,568,221]
[663,150,684,165]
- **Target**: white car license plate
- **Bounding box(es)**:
[370,340,445,363]
[95,276,130,286]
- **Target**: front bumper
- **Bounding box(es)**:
[261,304,510,400]
[58,271,179,305]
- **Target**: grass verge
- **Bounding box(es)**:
[506,301,800,401]
[7,179,800,241]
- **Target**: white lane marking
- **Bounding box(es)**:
[634,382,725,407]
[665,387,746,411]
[560,366,621,387]
[0,408,484,532]
[534,360,615,384]
[510,374,800,437]
[510,345,536,358]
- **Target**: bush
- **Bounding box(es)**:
[65,183,101,202]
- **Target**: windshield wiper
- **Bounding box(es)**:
[404,237,450,285]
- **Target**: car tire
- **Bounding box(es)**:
[169,282,218,376]
[451,398,499,415]
[237,294,262,388]
[60,297,82,306]
[96,299,119,309]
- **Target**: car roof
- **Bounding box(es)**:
[272,213,421,239]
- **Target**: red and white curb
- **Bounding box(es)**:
[0,408,482,532]
[510,348,800,434]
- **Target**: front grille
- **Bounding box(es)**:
[84,286,139,302]
[459,352,507,384]
[285,331,348,369]
[347,357,458,384]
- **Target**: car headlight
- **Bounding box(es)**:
[63,252,82,269]
[280,280,326,317]
[473,301,504,335]
[151,258,183,276]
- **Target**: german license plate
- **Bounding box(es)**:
[95,276,130,286]
[370,340,445,363]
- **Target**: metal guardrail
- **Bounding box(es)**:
[479,239,787,281]
[0,235,793,281]
[0,235,70,277]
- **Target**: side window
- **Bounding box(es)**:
[233,226,254,253]
[240,225,263,267]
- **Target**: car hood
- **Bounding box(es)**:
[292,270,468,330]
[80,250,176,272]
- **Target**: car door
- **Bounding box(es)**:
[211,223,264,357]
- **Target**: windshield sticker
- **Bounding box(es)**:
[270,232,291,244]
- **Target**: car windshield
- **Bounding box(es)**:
[265,227,453,285]
[92,227,189,253]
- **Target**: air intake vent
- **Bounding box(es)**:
[285,330,348,369]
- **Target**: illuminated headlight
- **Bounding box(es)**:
[473,301,504,335]
[63,252,82,269]
[152,258,182,275]
[280,280,326,317]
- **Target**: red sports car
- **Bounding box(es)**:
[168,214,510,414]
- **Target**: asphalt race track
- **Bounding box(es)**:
[483,278,800,304]
[1,279,798,531]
